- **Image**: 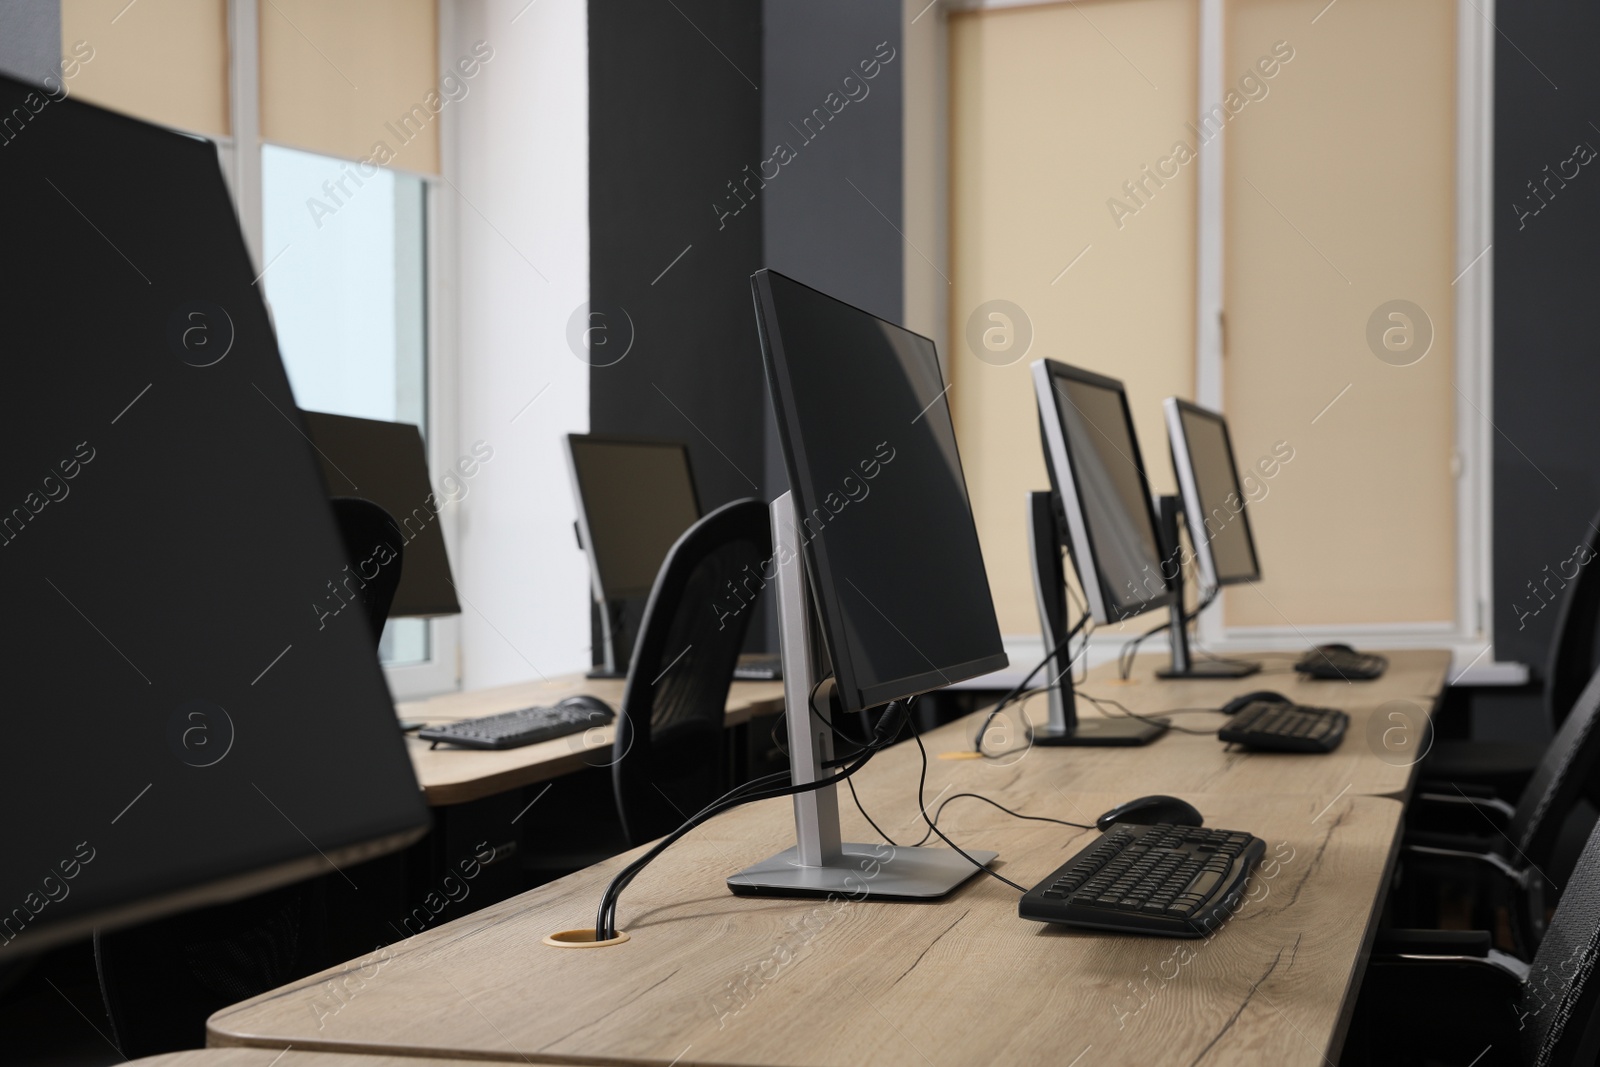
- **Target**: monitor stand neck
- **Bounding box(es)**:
[1026,491,1165,747]
[726,490,995,899]
[1153,494,1259,681]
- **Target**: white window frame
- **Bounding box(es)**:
[225,0,462,699]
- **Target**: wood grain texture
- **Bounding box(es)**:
[211,677,1410,1066]
[130,1054,474,1067]
[397,676,786,806]
[982,648,1451,801]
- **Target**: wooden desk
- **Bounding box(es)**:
[131,1054,474,1067]
[212,689,1407,1065]
[398,674,787,805]
[976,648,1451,801]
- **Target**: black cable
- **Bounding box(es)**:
[846,776,902,847]
[1117,589,1217,680]
[595,700,909,938]
[972,614,1088,754]
[1077,692,1219,735]
[907,718,1028,894]
[907,792,1093,846]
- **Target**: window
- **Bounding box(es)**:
[261,143,433,668]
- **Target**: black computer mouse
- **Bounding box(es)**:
[558,695,615,721]
[1096,795,1204,831]
[1317,643,1357,655]
[1220,690,1292,716]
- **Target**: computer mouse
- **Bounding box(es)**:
[1096,794,1204,831]
[558,695,615,721]
[1317,643,1357,655]
[1220,690,1292,716]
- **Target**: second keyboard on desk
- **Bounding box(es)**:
[418,697,615,750]
[1020,822,1265,937]
[1218,697,1348,753]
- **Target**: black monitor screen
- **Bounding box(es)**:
[566,436,701,600]
[754,270,1006,712]
[1033,360,1171,624]
[302,411,462,617]
[1168,399,1261,588]
[0,75,428,953]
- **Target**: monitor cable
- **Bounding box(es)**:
[594,699,911,940]
[971,614,1089,755]
[1116,588,1218,680]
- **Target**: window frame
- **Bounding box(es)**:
[224,0,462,699]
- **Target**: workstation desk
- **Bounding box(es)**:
[398,673,787,805]
[208,648,1451,1065]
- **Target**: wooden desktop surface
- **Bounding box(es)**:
[397,675,787,806]
[212,680,1413,1065]
[994,647,1453,800]
[130,1055,473,1067]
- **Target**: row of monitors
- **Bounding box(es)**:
[1,70,1242,954]
[568,356,1263,655]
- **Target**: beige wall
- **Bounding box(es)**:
[261,0,440,173]
[1221,0,1456,627]
[949,0,1199,634]
[62,0,230,136]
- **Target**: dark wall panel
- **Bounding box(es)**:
[760,0,905,495]
[1492,1,1600,674]
[588,0,766,511]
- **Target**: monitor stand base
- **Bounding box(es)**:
[1156,660,1260,680]
[728,843,996,899]
[1031,718,1168,746]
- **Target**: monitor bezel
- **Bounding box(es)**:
[1031,358,1176,625]
[1164,397,1263,591]
[563,433,703,602]
[753,269,1008,713]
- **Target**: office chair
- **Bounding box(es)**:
[329,495,407,640]
[1393,662,1600,958]
[612,497,772,844]
[94,499,404,1056]
[1344,815,1600,1067]
[1423,508,1600,799]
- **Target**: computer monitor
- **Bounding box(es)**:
[0,74,429,955]
[728,269,1005,899]
[1164,398,1262,591]
[564,434,701,676]
[1028,359,1171,745]
[1032,360,1172,624]
[301,411,462,618]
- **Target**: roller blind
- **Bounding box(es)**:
[260,0,440,174]
[949,0,1200,634]
[60,0,229,137]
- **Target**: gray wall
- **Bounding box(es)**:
[0,0,61,87]
[759,0,905,496]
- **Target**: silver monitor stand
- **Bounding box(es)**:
[727,491,996,899]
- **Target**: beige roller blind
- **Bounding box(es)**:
[261,0,440,174]
[1222,0,1456,628]
[949,0,1199,635]
[61,0,229,136]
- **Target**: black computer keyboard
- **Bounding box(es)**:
[1219,699,1348,753]
[418,698,614,750]
[1020,822,1265,937]
[1295,645,1388,680]
[733,654,783,681]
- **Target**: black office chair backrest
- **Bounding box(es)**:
[612,498,771,845]
[1543,509,1600,732]
[1511,665,1600,864]
[329,496,405,639]
[1520,815,1600,1067]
